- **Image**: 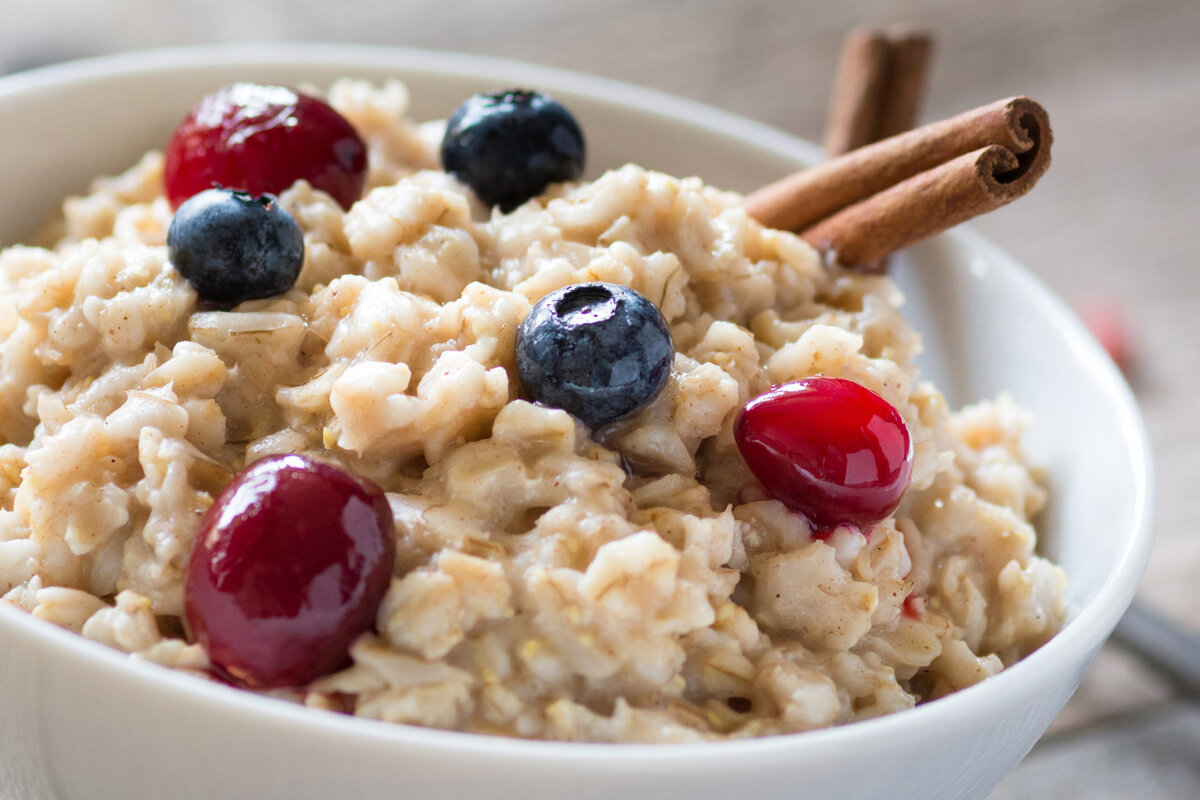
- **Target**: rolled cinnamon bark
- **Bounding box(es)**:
[822,26,933,271]
[822,30,892,156]
[800,145,1021,267]
[873,29,932,141]
[823,27,932,156]
[744,96,1052,266]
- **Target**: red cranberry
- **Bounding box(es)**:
[734,377,913,530]
[185,455,395,688]
[165,83,368,211]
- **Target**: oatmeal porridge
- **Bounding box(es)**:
[0,78,1066,742]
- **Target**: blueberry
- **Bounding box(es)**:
[516,283,673,427]
[441,89,585,212]
[167,188,305,306]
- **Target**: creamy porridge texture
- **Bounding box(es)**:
[0,79,1067,742]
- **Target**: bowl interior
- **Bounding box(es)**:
[0,44,1153,800]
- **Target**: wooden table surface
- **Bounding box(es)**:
[2,0,1197,796]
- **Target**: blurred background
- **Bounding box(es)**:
[1,0,1197,796]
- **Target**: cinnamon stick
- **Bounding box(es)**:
[823,31,890,157]
[823,27,932,156]
[801,145,1021,267]
[823,26,932,271]
[744,96,1052,267]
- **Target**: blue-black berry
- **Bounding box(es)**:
[441,89,585,212]
[516,283,673,428]
[167,188,305,306]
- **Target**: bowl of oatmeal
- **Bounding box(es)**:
[0,44,1152,800]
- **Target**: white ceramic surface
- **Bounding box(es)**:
[0,44,1153,800]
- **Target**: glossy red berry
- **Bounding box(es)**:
[165,83,368,210]
[734,377,913,530]
[185,455,395,688]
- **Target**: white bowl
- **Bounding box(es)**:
[0,44,1153,800]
